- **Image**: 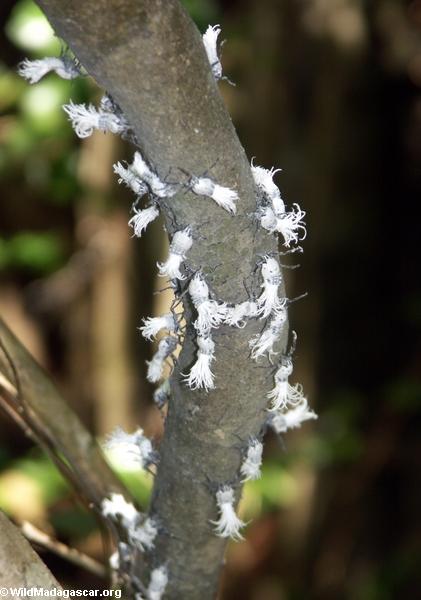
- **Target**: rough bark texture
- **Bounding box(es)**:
[34,1,285,598]
[0,511,62,589]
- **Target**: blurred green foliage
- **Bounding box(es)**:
[181,0,217,31]
[0,450,69,515]
[0,0,90,274]
[0,231,65,273]
[0,0,227,546]
[5,0,60,55]
[0,0,419,598]
[0,0,219,278]
[11,451,69,504]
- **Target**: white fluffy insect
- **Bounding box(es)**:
[139,313,178,341]
[109,550,119,571]
[259,204,306,247]
[146,336,178,383]
[131,516,158,552]
[240,438,263,482]
[99,94,128,123]
[128,205,160,237]
[157,227,193,280]
[114,162,148,197]
[268,380,305,412]
[276,204,307,247]
[272,194,287,218]
[147,566,168,600]
[18,56,80,84]
[62,100,129,138]
[190,176,238,214]
[251,163,283,209]
[104,427,155,469]
[212,486,245,541]
[271,399,318,434]
[109,542,131,572]
[188,273,228,336]
[153,380,170,409]
[225,300,259,327]
[267,357,305,411]
[101,494,139,530]
[259,205,278,233]
[130,151,177,198]
[101,495,158,556]
[184,335,216,391]
[252,162,306,246]
[202,24,223,80]
[257,256,285,318]
[249,307,287,360]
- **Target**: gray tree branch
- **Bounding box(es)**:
[32,1,286,598]
[0,317,132,509]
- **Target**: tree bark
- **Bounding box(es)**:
[0,511,62,589]
[34,1,285,597]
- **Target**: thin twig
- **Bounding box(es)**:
[21,521,107,579]
[0,371,17,397]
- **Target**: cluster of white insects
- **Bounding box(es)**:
[19,23,317,599]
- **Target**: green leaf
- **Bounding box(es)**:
[6,231,65,273]
[5,0,60,55]
[181,0,219,31]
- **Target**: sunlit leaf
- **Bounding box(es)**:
[6,231,65,273]
[5,0,59,55]
[241,462,298,519]
[14,453,69,504]
[20,79,70,134]
[102,447,153,509]
[0,470,45,522]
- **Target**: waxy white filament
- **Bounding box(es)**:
[146,336,178,383]
[267,357,305,411]
[257,256,285,318]
[188,274,228,336]
[212,486,245,540]
[271,399,317,433]
[18,56,80,83]
[104,427,155,469]
[190,176,238,214]
[147,566,168,600]
[128,205,160,237]
[157,227,193,280]
[240,438,263,482]
[202,24,223,80]
[139,313,178,341]
[114,161,148,197]
[130,151,177,198]
[249,308,287,360]
[63,100,128,138]
[184,335,216,391]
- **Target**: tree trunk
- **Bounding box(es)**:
[0,511,62,589]
[34,1,285,597]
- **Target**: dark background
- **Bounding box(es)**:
[0,1,420,598]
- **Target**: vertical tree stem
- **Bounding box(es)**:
[35,2,285,597]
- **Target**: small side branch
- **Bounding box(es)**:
[0,317,131,509]
[21,521,107,579]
